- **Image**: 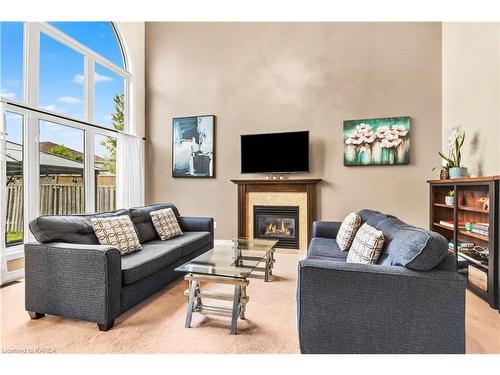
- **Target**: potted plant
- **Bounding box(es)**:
[438,126,467,179]
[445,190,455,206]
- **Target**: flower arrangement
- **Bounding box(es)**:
[344,119,410,165]
[438,126,465,168]
[437,126,467,179]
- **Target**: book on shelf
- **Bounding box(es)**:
[438,220,466,229]
[471,228,488,237]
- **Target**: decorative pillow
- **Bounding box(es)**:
[336,212,362,251]
[346,223,385,264]
[150,208,183,240]
[91,215,142,255]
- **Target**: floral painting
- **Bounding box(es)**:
[344,116,410,166]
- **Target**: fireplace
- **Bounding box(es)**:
[253,205,300,249]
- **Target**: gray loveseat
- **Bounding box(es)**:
[297,209,466,354]
[25,203,213,331]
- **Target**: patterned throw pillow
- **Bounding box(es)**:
[346,223,385,264]
[150,208,183,240]
[336,212,362,251]
[91,215,142,255]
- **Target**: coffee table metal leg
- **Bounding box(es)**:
[185,279,198,328]
[240,285,247,320]
[269,250,275,276]
[264,254,270,282]
[230,285,241,335]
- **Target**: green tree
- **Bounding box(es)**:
[48,144,76,160]
[100,93,124,174]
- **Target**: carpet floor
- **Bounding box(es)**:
[1,252,303,354]
[1,251,498,354]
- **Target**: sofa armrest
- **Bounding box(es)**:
[312,221,342,239]
[297,258,466,354]
[178,216,214,234]
[24,242,122,325]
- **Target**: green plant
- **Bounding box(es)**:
[100,93,123,174]
[446,190,455,197]
[438,127,465,168]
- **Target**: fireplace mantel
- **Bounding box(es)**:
[231,179,322,185]
[231,179,322,248]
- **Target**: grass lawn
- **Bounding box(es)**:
[6,231,23,244]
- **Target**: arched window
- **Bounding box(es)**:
[1,22,132,258]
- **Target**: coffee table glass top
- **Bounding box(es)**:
[175,238,278,279]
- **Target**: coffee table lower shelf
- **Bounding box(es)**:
[183,273,249,335]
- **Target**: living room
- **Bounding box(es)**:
[1,0,499,371]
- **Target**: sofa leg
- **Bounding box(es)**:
[28,311,45,320]
[97,320,115,331]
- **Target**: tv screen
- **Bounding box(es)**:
[240,131,309,173]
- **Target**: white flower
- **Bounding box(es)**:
[364,133,376,144]
[447,126,464,152]
[392,138,403,147]
[384,130,399,141]
[351,136,364,145]
[345,130,364,145]
[392,124,408,137]
[355,123,371,134]
[360,146,368,153]
[375,126,390,139]
[380,138,391,148]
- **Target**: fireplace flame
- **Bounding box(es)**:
[265,220,291,236]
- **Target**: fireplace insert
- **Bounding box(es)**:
[253,205,299,249]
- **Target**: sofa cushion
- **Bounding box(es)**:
[308,238,348,261]
[120,231,211,285]
[346,223,385,264]
[129,203,181,243]
[29,209,130,244]
[357,209,393,227]
[92,215,142,255]
[166,231,212,258]
[357,209,382,223]
[374,216,448,271]
[150,208,183,240]
[121,240,182,285]
[336,212,362,251]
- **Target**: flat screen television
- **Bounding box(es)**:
[240,131,309,173]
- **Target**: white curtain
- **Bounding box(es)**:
[0,112,8,285]
[116,133,145,209]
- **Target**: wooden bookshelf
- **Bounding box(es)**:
[428,176,499,311]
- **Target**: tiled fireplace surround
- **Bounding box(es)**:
[231,179,322,251]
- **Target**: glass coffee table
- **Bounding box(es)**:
[175,238,278,335]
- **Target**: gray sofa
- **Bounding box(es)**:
[25,203,213,331]
[297,209,466,354]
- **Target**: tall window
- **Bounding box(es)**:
[0,22,24,101]
[1,22,131,253]
[39,121,85,215]
[4,112,24,245]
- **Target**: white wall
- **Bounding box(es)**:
[442,23,500,176]
[117,22,145,137]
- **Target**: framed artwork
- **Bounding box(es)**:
[172,115,215,178]
[343,116,410,166]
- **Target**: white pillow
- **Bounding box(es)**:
[91,215,142,255]
[336,212,362,251]
[346,223,385,264]
[150,208,183,240]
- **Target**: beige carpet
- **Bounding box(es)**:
[1,251,499,354]
[1,252,303,354]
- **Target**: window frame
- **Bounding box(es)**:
[1,21,131,263]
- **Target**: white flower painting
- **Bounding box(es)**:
[344,117,410,166]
